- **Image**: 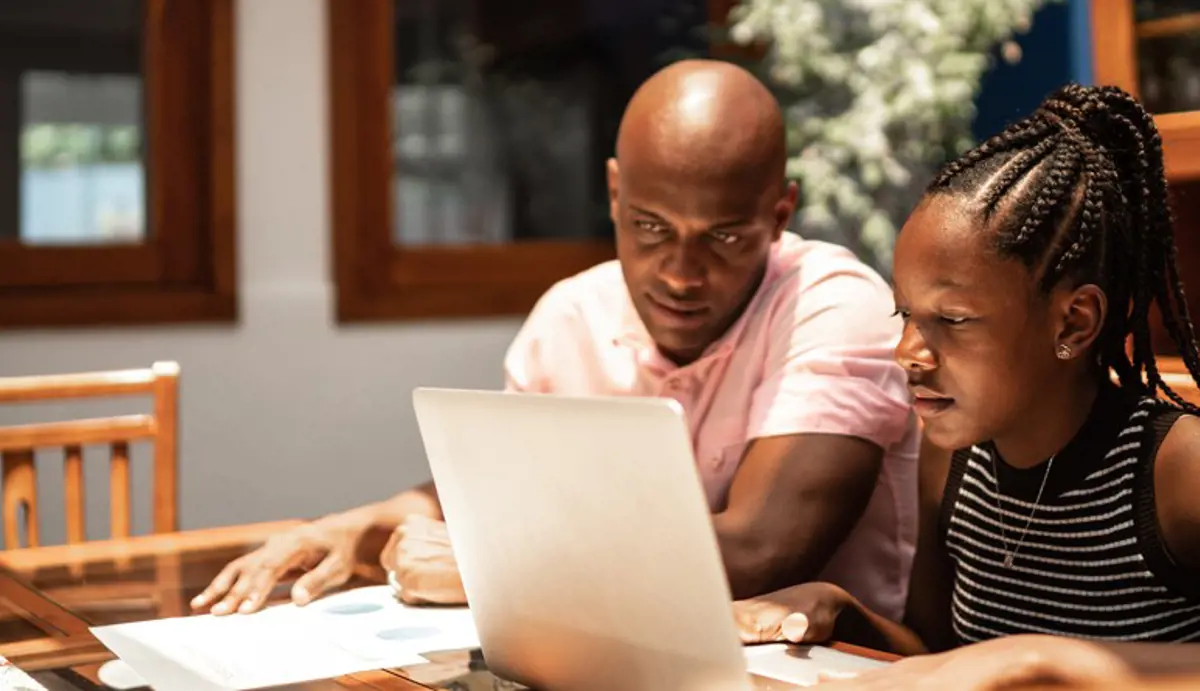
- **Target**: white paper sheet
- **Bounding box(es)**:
[97,660,149,690]
[90,585,480,691]
[743,644,890,687]
[0,653,50,691]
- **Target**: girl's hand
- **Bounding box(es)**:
[814,634,1135,690]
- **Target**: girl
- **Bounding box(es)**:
[733,83,1200,689]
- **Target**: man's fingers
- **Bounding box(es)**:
[394,567,431,604]
[379,529,403,571]
[399,516,452,545]
[398,588,429,605]
[784,608,839,644]
[191,560,243,611]
[291,554,350,606]
[233,557,297,613]
[731,592,837,646]
[210,571,256,615]
[781,613,811,643]
[392,562,422,603]
[736,617,770,644]
[393,564,464,605]
[732,601,781,644]
[401,514,438,531]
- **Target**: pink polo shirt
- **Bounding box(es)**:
[503,231,918,620]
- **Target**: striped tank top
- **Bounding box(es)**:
[939,384,1200,644]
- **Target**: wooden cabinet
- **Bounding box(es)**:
[1092,1,1200,360]
[1092,0,1200,178]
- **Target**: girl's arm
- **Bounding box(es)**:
[897,434,958,652]
[825,435,959,656]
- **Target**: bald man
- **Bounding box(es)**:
[193,60,919,622]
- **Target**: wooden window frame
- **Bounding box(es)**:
[1091,0,1200,181]
[0,0,236,329]
[329,0,615,322]
[1089,1,1200,362]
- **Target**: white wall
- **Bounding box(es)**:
[0,0,522,543]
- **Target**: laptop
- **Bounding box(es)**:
[411,388,886,691]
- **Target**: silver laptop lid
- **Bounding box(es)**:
[412,388,752,691]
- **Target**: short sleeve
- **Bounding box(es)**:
[502,281,576,393]
[747,268,913,450]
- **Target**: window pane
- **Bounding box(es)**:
[21,72,143,244]
[0,0,143,245]
[1135,0,1200,22]
[390,0,709,246]
[1134,1,1200,114]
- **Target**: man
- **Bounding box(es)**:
[193,59,918,621]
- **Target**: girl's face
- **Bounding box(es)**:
[891,194,1066,450]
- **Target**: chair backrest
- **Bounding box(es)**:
[1154,369,1200,408]
[1124,357,1200,408]
[0,362,179,548]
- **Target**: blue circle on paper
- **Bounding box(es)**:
[323,602,384,615]
[376,626,440,641]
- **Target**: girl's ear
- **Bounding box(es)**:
[1053,284,1106,360]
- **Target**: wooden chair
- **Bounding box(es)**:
[1150,357,1200,408]
[0,362,179,549]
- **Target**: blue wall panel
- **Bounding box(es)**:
[972,0,1093,140]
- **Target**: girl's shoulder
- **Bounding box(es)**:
[1147,405,1200,572]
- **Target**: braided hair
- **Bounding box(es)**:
[927,83,1200,412]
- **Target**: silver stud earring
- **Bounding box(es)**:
[1056,344,1073,360]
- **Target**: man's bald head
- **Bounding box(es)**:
[606,59,797,367]
[616,59,786,188]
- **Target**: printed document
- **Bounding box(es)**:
[91,585,479,690]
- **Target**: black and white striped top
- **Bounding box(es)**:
[940,385,1200,644]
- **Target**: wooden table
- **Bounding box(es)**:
[0,521,504,690]
[0,521,894,690]
[2,523,1200,690]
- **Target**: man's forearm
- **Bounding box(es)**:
[317,482,442,565]
[713,509,855,600]
[713,518,787,598]
[357,482,442,526]
[713,434,883,599]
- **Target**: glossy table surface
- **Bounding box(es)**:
[0,521,503,689]
[0,522,893,690]
[9,522,1188,691]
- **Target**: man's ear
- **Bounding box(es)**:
[606,158,620,225]
[1054,283,1106,360]
[773,180,799,241]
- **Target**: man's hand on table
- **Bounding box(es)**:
[382,515,467,605]
[190,513,369,614]
[732,582,850,645]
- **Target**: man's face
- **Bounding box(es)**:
[607,157,796,365]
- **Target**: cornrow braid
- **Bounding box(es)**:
[931,116,1058,189]
[927,83,1200,413]
[979,136,1059,212]
[1006,136,1082,263]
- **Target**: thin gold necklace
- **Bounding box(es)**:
[991,452,1055,569]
